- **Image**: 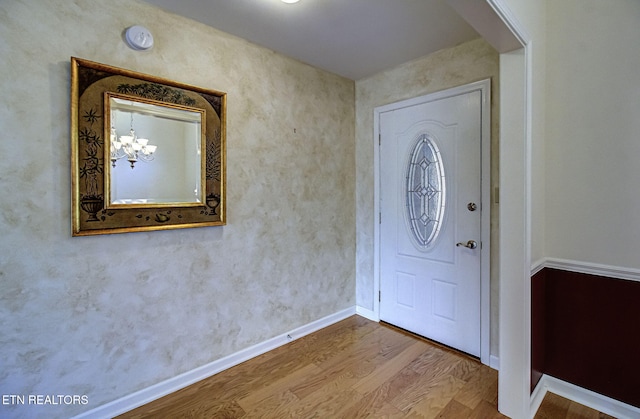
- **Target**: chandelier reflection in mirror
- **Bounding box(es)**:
[110,110,158,168]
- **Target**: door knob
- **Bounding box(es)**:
[456,240,477,249]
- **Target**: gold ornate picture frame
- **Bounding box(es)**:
[71,57,226,236]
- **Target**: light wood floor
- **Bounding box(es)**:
[118,316,612,418]
[535,392,615,419]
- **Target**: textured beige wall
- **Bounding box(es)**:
[355,37,500,355]
[0,0,354,417]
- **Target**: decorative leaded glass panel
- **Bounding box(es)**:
[405,134,446,249]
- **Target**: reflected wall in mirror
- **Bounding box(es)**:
[71,58,226,236]
[107,94,204,206]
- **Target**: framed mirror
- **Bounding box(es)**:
[71,57,226,236]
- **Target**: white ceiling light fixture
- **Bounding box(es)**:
[110,110,157,169]
[281,0,300,3]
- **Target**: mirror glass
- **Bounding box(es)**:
[107,95,204,206]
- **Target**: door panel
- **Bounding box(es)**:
[379,88,482,357]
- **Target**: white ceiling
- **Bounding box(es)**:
[141,0,480,80]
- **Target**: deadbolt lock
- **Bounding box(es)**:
[467,202,477,212]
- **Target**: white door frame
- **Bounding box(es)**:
[443,2,531,417]
[373,79,492,366]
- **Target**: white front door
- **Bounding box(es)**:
[378,82,489,357]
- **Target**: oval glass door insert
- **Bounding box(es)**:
[405,133,446,249]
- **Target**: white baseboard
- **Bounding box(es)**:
[530,375,640,419]
[355,305,378,321]
[72,307,356,419]
[529,375,547,418]
[489,354,499,371]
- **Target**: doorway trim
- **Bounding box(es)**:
[373,79,492,366]
[444,1,532,417]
